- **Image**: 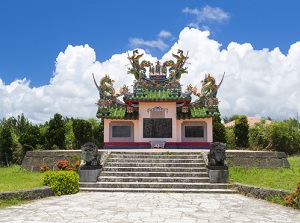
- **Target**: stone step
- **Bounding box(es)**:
[100,171,209,178]
[105,162,205,168]
[98,176,210,183]
[107,158,204,163]
[78,151,232,194]
[79,187,236,194]
[109,152,202,155]
[80,182,230,189]
[102,166,207,172]
[109,155,204,159]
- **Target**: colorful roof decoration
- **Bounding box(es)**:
[124,89,192,105]
[93,49,224,120]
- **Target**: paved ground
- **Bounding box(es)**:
[0,192,299,222]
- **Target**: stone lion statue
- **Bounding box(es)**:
[80,142,100,166]
[208,142,226,166]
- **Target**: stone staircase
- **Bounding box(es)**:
[79,151,235,193]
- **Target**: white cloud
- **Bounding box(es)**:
[183,6,230,28]
[1,28,300,123]
[158,30,172,38]
[128,30,172,52]
[128,37,168,51]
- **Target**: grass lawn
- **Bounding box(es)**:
[0,157,299,208]
[0,165,44,192]
[229,156,300,191]
[0,198,31,209]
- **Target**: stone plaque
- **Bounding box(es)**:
[143,118,172,138]
[112,126,131,137]
[185,126,204,138]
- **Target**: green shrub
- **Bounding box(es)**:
[249,121,269,150]
[43,171,79,196]
[225,127,236,150]
[266,121,300,155]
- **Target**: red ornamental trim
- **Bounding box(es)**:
[104,142,150,146]
[124,99,191,104]
[165,142,211,147]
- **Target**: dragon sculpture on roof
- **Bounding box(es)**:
[93,49,224,118]
[127,49,189,80]
[188,73,225,109]
[92,73,130,114]
[126,49,189,92]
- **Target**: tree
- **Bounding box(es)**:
[0,115,31,164]
[0,114,30,136]
[249,120,269,150]
[45,113,66,149]
[19,124,42,153]
[15,114,30,135]
[225,127,236,150]
[90,120,104,148]
[223,114,240,124]
[64,119,76,150]
[72,119,92,149]
[266,120,300,155]
[213,117,226,143]
[0,126,13,164]
[234,115,249,148]
[0,117,17,130]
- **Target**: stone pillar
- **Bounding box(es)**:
[207,166,228,183]
[78,167,101,182]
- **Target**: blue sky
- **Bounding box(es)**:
[1,0,299,87]
[1,0,300,123]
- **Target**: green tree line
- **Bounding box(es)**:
[0,113,104,165]
[214,115,300,155]
[1,113,300,165]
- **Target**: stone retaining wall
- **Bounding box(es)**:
[233,183,291,200]
[21,150,289,171]
[203,151,289,169]
[226,151,290,168]
[0,186,54,200]
[21,150,110,171]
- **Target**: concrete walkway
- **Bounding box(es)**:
[0,192,299,222]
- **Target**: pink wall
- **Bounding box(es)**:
[103,102,213,143]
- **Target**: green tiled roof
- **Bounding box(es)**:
[96,107,139,119]
[108,107,126,118]
[124,90,191,102]
[177,107,220,119]
[191,107,208,117]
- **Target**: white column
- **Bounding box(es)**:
[206,117,213,142]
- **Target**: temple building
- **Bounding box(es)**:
[93,49,224,149]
